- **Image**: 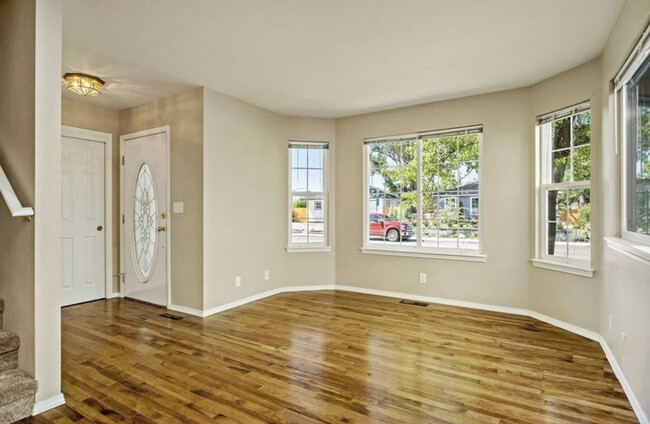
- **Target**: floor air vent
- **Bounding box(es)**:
[400,299,429,307]
[160,313,184,320]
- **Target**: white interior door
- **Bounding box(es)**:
[61,136,106,306]
[121,127,169,307]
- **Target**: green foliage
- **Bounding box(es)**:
[292,199,307,208]
[369,134,479,220]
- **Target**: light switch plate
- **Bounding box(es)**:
[173,202,184,213]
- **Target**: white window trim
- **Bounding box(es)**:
[615,23,650,257]
[361,246,486,262]
[531,259,594,278]
[604,237,650,266]
[534,102,593,275]
[286,246,332,254]
[361,126,484,260]
[287,141,330,251]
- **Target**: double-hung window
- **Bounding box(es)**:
[616,29,650,246]
[535,102,592,274]
[363,125,483,260]
[288,141,329,250]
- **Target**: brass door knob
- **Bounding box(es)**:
[97,225,103,231]
[157,226,166,232]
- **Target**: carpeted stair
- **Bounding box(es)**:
[0,299,37,423]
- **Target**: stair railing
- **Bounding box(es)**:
[0,163,34,221]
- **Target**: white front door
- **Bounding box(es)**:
[61,136,106,306]
[121,127,169,307]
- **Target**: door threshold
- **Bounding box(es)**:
[61,297,106,308]
[124,297,167,309]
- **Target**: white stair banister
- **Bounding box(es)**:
[0,163,34,219]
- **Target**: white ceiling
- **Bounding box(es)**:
[62,0,625,117]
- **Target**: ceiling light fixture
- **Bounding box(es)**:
[63,73,105,98]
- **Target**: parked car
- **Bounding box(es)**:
[369,213,413,242]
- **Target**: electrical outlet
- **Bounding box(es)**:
[621,332,627,353]
[264,270,270,281]
[609,314,613,331]
[235,276,241,288]
[419,273,427,284]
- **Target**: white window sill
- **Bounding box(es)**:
[604,237,650,266]
[286,246,331,253]
[361,247,486,262]
[531,259,594,278]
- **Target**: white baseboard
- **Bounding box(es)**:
[598,334,649,424]
[33,392,65,415]
[163,284,647,424]
[202,285,336,317]
[335,285,530,316]
[168,304,204,318]
[527,311,601,342]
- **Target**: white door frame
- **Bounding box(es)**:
[61,125,114,300]
[119,126,171,307]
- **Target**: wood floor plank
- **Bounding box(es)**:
[18,291,638,423]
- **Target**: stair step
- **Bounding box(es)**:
[0,332,18,356]
[0,395,35,423]
[0,369,37,408]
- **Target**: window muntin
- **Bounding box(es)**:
[289,141,328,247]
[365,126,481,254]
[537,104,591,265]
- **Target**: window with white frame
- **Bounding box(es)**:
[364,125,482,256]
[615,29,650,246]
[536,102,591,268]
[288,141,328,248]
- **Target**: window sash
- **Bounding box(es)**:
[289,144,328,248]
[364,126,482,254]
[619,49,650,244]
[536,107,592,266]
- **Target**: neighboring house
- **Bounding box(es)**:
[431,182,479,220]
[368,186,401,215]
[370,183,479,221]
[293,195,324,222]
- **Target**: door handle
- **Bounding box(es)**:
[157,226,166,232]
[97,225,103,232]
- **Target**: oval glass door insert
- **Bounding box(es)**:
[133,163,156,281]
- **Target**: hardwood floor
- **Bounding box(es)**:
[21,291,637,423]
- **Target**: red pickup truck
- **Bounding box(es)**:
[369,213,413,242]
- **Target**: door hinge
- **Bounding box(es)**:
[121,156,124,165]
[122,214,125,224]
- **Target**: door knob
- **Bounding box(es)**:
[97,225,103,232]
[157,226,166,232]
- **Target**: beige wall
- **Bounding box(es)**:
[0,0,62,404]
[203,89,287,309]
[528,59,602,332]
[0,0,37,377]
[61,99,120,293]
[120,89,204,310]
[335,89,532,308]
[284,117,337,286]
[600,0,650,416]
